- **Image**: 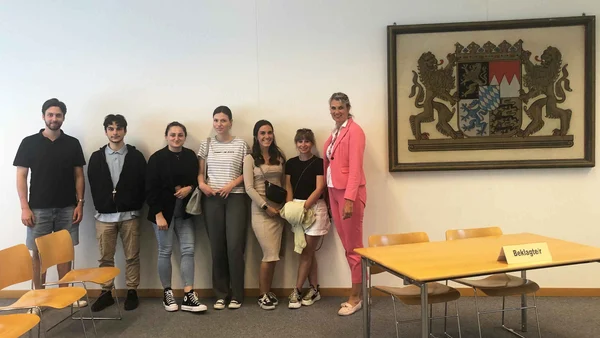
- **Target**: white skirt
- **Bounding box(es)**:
[292,199,330,236]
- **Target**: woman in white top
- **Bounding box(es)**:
[198,106,249,310]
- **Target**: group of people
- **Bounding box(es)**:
[14,92,367,317]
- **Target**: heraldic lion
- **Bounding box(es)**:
[519,46,572,137]
[409,52,463,140]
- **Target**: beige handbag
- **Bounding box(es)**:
[185,137,210,215]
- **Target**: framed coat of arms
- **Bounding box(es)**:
[387,15,595,171]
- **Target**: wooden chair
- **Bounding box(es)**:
[445,227,541,338]
[368,232,462,338]
[35,229,122,333]
[0,244,88,338]
[0,313,40,338]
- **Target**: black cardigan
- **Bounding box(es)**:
[146,146,199,226]
[88,145,147,213]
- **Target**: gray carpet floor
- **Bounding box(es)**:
[2,296,598,337]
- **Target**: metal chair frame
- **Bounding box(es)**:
[470,286,542,338]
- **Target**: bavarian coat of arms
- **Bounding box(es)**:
[407,40,572,152]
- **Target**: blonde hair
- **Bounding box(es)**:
[329,92,353,117]
[329,92,351,108]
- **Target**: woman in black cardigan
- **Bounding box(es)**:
[146,121,205,313]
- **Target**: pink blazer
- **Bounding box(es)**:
[323,118,366,202]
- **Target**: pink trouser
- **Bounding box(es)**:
[328,186,366,284]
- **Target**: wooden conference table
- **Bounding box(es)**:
[355,233,600,338]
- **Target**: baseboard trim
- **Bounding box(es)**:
[1,287,599,299]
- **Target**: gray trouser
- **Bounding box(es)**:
[204,193,248,301]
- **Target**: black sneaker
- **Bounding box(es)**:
[91,290,115,312]
[267,291,279,306]
[181,290,207,312]
[163,288,178,312]
[301,284,321,306]
[124,289,139,311]
[258,293,275,310]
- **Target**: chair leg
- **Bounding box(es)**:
[68,283,98,336]
[444,280,449,334]
[532,293,542,338]
[502,296,506,326]
[473,288,483,338]
[83,286,98,336]
[441,300,462,338]
[391,295,400,338]
[429,303,433,335]
[112,286,123,319]
[500,296,527,338]
[455,300,462,338]
[37,307,42,338]
[78,299,88,338]
[441,303,449,337]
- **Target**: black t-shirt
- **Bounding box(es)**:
[285,156,324,200]
[13,130,86,209]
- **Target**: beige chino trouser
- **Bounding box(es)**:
[95,218,141,290]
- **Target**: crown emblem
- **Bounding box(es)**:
[455,40,523,61]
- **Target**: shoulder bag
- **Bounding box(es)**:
[186,137,211,215]
[258,159,287,204]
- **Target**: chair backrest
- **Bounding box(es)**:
[445,226,503,241]
[35,230,74,273]
[368,232,430,275]
[368,232,430,247]
[0,244,33,290]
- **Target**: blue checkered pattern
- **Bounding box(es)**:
[478,85,500,111]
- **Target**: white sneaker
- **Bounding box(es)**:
[163,288,179,312]
[288,288,301,309]
[214,299,226,310]
[228,300,242,309]
[72,299,88,307]
[301,285,321,306]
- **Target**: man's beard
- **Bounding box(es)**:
[45,121,62,131]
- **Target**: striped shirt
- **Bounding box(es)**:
[198,136,249,194]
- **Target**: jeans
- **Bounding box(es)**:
[153,216,195,288]
[27,206,76,251]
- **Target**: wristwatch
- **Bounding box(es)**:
[261,203,268,210]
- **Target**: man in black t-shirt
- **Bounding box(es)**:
[14,98,86,300]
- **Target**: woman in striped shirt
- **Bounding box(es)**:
[198,106,250,310]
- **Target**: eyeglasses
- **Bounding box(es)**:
[296,128,313,133]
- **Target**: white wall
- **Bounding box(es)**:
[1,0,598,291]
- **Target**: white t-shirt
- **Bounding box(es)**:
[198,136,249,194]
[326,119,348,188]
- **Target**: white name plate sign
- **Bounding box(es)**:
[497,242,552,264]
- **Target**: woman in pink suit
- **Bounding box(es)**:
[323,92,367,316]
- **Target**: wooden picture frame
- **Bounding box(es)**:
[387,15,595,171]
